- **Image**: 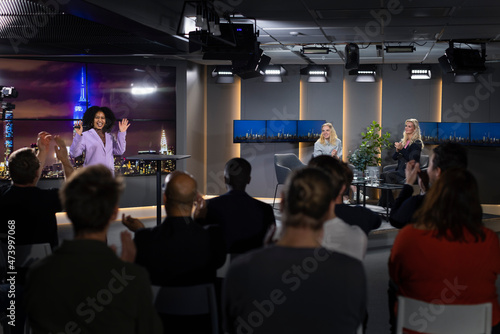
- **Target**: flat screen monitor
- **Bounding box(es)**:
[419,122,439,144]
[437,122,470,144]
[233,120,267,143]
[266,120,298,142]
[470,123,500,146]
[297,120,325,142]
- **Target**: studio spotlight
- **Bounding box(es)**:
[409,65,432,80]
[212,65,234,83]
[300,65,328,83]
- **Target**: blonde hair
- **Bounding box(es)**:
[401,118,424,148]
[319,123,338,145]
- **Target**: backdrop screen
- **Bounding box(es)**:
[0,59,176,178]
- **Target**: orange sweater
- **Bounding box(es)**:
[389,225,500,330]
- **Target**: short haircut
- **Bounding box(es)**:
[82,106,116,133]
[308,155,346,197]
[8,148,40,185]
[432,142,468,172]
[414,168,484,242]
[282,167,335,231]
[164,171,197,211]
[60,165,123,235]
[224,158,251,188]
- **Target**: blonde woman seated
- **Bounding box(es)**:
[313,122,342,159]
[389,168,500,333]
[313,122,365,201]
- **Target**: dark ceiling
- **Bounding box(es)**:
[0,0,499,66]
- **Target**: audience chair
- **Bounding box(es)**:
[273,153,306,208]
[151,283,219,334]
[382,154,429,184]
[396,296,492,334]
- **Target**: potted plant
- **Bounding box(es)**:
[349,121,392,172]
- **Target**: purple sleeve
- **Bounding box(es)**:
[69,133,84,158]
[113,131,127,155]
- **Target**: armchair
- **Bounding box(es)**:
[273,153,306,208]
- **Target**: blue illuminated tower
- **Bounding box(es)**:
[73,66,90,129]
[3,110,13,170]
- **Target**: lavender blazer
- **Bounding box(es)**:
[69,129,126,175]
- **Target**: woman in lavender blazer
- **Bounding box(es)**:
[70,106,130,175]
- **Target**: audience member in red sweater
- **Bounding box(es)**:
[389,168,500,333]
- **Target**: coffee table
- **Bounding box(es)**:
[351,179,404,218]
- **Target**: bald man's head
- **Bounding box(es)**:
[164,171,197,215]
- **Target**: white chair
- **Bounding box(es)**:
[396,296,492,334]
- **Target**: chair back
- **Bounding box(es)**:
[151,283,219,333]
[396,296,492,334]
[274,153,305,184]
[419,154,429,169]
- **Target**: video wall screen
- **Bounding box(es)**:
[267,120,298,142]
[470,123,500,146]
[298,120,324,142]
[438,122,470,144]
[233,120,325,143]
[420,122,500,147]
[419,122,439,144]
[233,120,266,143]
[0,58,177,178]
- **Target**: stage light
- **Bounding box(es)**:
[302,47,330,55]
[263,65,286,83]
[385,45,415,53]
[409,65,432,80]
[212,65,234,83]
[300,65,328,83]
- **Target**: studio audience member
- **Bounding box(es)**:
[224,167,366,334]
[379,118,423,207]
[389,168,500,333]
[199,157,275,254]
[308,155,368,260]
[0,131,73,250]
[122,171,226,286]
[25,165,162,334]
[389,142,467,228]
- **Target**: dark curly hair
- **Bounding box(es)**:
[82,106,116,133]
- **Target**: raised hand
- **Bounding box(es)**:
[119,118,130,132]
[54,135,68,160]
[405,160,420,185]
[74,121,83,136]
[37,131,52,153]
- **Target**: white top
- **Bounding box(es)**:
[321,217,368,261]
[313,138,343,159]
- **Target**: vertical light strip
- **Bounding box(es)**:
[299,79,305,161]
[436,78,442,122]
[203,66,208,194]
[235,76,241,157]
[378,77,383,126]
[342,77,347,162]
